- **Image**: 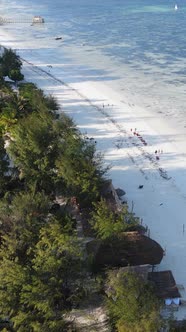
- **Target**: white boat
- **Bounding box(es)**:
[175,4,178,10]
[32,16,45,23]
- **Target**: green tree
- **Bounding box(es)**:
[0,49,22,77]
[29,221,82,305]
[106,270,163,332]
[0,236,30,327]
[19,83,58,114]
[56,135,105,205]
[8,110,60,193]
[0,136,9,195]
[91,198,136,240]
[0,190,50,263]
[9,69,24,84]
[17,221,81,331]
[0,219,82,331]
[44,94,59,112]
[0,67,5,87]
[0,92,32,132]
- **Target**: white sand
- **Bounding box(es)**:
[1,28,186,319]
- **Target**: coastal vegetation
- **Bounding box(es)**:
[0,48,23,83]
[0,48,166,331]
[90,198,137,240]
[106,270,162,332]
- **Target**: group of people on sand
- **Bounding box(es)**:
[155,150,163,154]
[130,128,147,146]
[130,128,164,160]
[102,103,114,108]
[154,149,163,160]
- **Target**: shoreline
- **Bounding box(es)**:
[2,29,186,319]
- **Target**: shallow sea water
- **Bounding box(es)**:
[1,0,186,128]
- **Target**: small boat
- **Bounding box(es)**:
[32,16,45,23]
[55,36,62,40]
[175,4,178,10]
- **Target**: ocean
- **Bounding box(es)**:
[1,0,186,129]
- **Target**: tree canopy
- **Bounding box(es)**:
[56,135,105,205]
[0,219,82,331]
[106,270,163,332]
[8,110,60,192]
[91,198,137,240]
[0,48,23,81]
[0,48,163,331]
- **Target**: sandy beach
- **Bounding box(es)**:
[1,25,186,318]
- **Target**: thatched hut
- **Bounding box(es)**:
[86,231,164,271]
[148,270,181,303]
[100,179,122,212]
[119,264,151,281]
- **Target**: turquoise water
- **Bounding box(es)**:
[1,0,186,124]
[2,0,186,68]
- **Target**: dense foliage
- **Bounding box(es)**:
[91,198,138,240]
[0,47,107,331]
[0,48,23,82]
[106,270,163,332]
[0,48,165,332]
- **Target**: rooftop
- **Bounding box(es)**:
[148,270,181,299]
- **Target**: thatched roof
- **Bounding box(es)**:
[100,180,122,212]
[100,179,113,196]
[115,188,126,197]
[86,232,164,270]
[148,271,181,299]
[119,264,151,281]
